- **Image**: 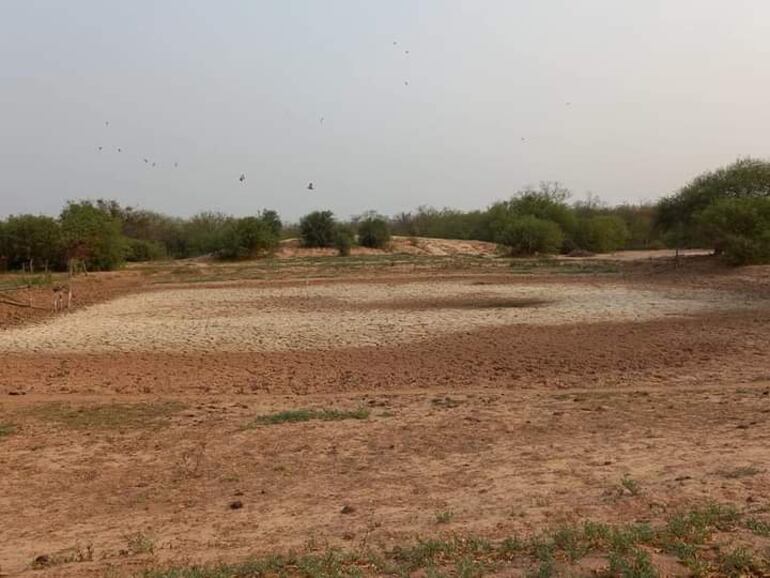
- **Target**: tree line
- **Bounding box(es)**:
[2,158,769,271]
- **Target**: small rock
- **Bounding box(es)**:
[341,505,355,515]
[233,490,244,497]
[229,500,243,510]
[674,475,692,482]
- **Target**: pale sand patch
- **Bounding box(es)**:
[0,281,757,354]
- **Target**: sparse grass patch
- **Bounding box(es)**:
[0,423,14,438]
[745,517,770,537]
[30,544,94,569]
[620,474,642,496]
[718,547,763,578]
[718,466,762,479]
[123,531,155,556]
[143,504,769,578]
[436,510,455,524]
[246,408,370,427]
[28,401,184,430]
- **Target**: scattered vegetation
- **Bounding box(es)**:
[356,213,391,249]
[4,158,770,271]
[123,531,156,556]
[31,544,94,569]
[717,465,762,479]
[300,210,337,248]
[656,158,770,264]
[142,503,769,578]
[246,408,370,427]
[436,511,455,524]
[28,402,184,430]
[619,474,642,496]
[0,423,14,438]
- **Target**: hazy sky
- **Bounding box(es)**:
[1,1,769,220]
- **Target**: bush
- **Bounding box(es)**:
[300,210,336,247]
[576,216,630,253]
[696,197,770,265]
[496,216,564,256]
[357,215,391,248]
[0,214,63,270]
[334,225,355,256]
[126,238,168,262]
[217,216,278,259]
[60,201,127,270]
[657,158,770,246]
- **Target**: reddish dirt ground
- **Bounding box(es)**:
[0,256,769,577]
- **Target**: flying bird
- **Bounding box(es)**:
[152,162,156,167]
[144,158,149,164]
[405,50,410,55]
[97,146,103,151]
[307,182,314,190]
[117,147,122,152]
[105,121,110,127]
[174,162,178,168]
[404,81,409,86]
[239,173,246,183]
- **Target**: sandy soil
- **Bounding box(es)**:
[0,281,760,354]
[1,260,769,577]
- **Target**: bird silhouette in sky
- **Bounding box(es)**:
[174,162,178,168]
[404,81,409,86]
[117,147,122,152]
[144,158,149,164]
[152,162,156,167]
[97,146,103,151]
[307,182,314,190]
[105,121,109,127]
[239,173,246,183]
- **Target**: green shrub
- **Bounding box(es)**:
[334,225,355,256]
[0,214,63,270]
[697,197,770,265]
[357,215,391,248]
[217,216,278,259]
[125,238,168,262]
[576,215,630,253]
[60,201,127,270]
[497,216,563,256]
[656,158,770,247]
[300,210,336,247]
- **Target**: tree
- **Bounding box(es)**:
[0,214,63,270]
[575,215,630,253]
[357,214,391,248]
[300,210,336,247]
[697,197,770,265]
[656,158,770,246]
[334,225,355,256]
[60,201,127,270]
[496,216,564,256]
[218,216,279,259]
[261,210,282,238]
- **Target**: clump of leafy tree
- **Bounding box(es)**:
[496,215,564,256]
[334,225,355,256]
[357,214,391,248]
[217,213,280,259]
[300,210,336,247]
[697,197,770,265]
[60,201,127,270]
[656,158,770,264]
